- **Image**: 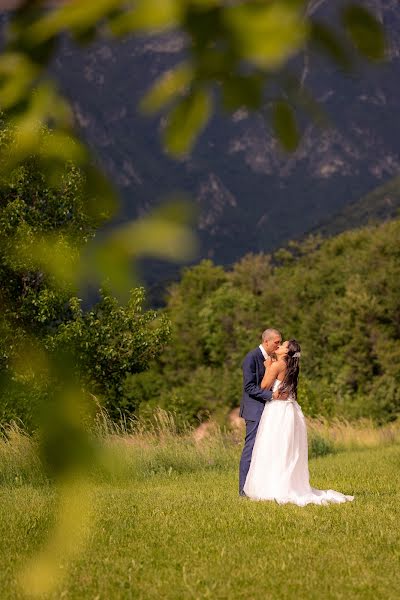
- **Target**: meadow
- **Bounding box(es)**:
[0,417,399,600]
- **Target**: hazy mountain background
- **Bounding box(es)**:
[3,1,400,295]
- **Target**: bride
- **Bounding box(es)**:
[243,339,354,506]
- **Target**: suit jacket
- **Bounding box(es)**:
[239,347,273,421]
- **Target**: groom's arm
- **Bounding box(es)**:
[242,353,272,403]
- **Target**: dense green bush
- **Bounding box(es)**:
[52,288,171,418]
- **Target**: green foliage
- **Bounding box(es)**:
[198,284,258,366]
[314,175,400,238]
[156,366,243,426]
[148,219,400,424]
[342,4,386,61]
[296,377,335,419]
[0,376,44,429]
[163,87,213,157]
[163,260,227,371]
[0,124,171,427]
[0,126,96,369]
[272,100,300,151]
[53,288,171,418]
[122,369,166,419]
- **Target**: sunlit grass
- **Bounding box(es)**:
[0,443,399,599]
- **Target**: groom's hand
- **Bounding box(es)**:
[272,389,289,400]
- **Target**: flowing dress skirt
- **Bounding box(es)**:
[243,398,354,506]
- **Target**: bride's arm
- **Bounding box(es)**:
[260,360,281,390]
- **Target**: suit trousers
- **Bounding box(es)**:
[239,419,260,494]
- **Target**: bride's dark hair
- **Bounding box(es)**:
[279,339,301,400]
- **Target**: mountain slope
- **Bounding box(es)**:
[3,1,398,282]
[312,173,400,237]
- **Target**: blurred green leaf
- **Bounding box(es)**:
[140,62,193,115]
[71,25,99,47]
[12,231,80,289]
[284,78,329,129]
[151,197,197,226]
[5,115,41,168]
[0,82,73,171]
[39,380,96,477]
[92,201,198,296]
[224,1,308,69]
[108,202,197,262]
[189,0,221,6]
[310,23,352,71]
[7,2,58,68]
[28,0,122,43]
[38,131,88,164]
[342,5,385,61]
[19,478,94,596]
[0,52,39,109]
[196,47,233,81]
[272,99,299,151]
[83,165,118,224]
[91,244,134,300]
[109,0,182,35]
[163,88,212,157]
[221,74,264,111]
[183,5,223,53]
[116,217,197,261]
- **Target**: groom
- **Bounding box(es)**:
[239,328,283,496]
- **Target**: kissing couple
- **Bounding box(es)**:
[239,329,354,506]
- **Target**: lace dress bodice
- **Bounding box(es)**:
[271,379,295,402]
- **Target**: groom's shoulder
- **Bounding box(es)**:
[243,347,260,363]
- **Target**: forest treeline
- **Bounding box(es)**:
[130,220,400,425]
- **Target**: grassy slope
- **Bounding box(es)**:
[0,445,399,599]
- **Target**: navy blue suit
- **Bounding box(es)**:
[239,347,272,493]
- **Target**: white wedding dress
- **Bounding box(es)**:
[243,380,354,506]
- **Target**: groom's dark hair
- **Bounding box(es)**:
[279,339,301,400]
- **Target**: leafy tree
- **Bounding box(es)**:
[230,253,274,297]
[163,259,227,373]
[0,125,170,426]
[198,283,258,367]
[52,288,171,418]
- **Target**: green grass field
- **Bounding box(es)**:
[0,443,399,599]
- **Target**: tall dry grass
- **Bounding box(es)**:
[92,407,240,483]
[1,409,399,486]
[307,416,400,451]
[0,422,46,486]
